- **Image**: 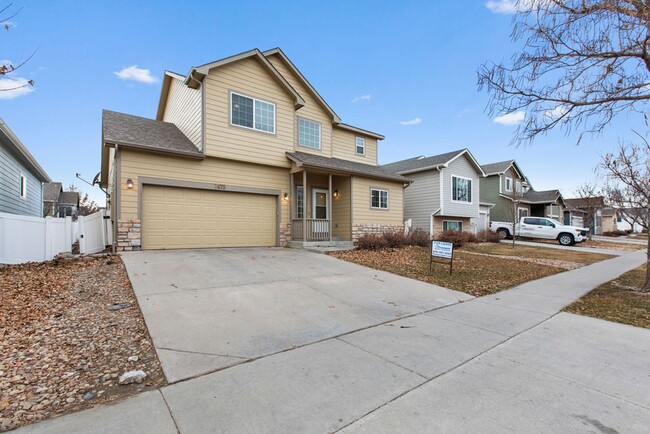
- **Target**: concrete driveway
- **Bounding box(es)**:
[121,248,471,383]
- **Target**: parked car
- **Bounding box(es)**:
[490,217,589,246]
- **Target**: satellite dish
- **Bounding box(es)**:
[92,172,100,186]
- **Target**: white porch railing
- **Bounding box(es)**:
[291,219,330,241]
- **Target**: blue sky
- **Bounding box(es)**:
[2,0,641,204]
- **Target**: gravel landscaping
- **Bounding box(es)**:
[0,256,165,432]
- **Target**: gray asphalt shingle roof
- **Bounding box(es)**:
[58,191,80,206]
[481,160,515,175]
[287,151,410,182]
[381,149,466,174]
[522,189,562,203]
[102,110,202,157]
[43,182,63,202]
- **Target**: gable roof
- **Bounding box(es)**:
[564,197,605,209]
[102,110,203,158]
[59,191,80,206]
[521,189,564,205]
[43,182,63,202]
[185,49,306,109]
[287,151,409,183]
[263,48,341,124]
[481,159,526,180]
[382,149,485,176]
[156,70,188,121]
[0,118,51,183]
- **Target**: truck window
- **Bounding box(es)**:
[523,218,539,225]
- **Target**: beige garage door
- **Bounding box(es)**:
[142,185,277,249]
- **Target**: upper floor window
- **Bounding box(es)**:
[452,176,472,203]
[355,137,365,155]
[231,92,275,133]
[370,188,388,209]
[298,118,321,149]
[20,174,27,199]
[505,177,513,192]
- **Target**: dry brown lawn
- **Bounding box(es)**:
[463,243,613,264]
[564,265,650,329]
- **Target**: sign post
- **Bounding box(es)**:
[430,240,454,275]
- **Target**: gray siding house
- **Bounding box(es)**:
[383,149,485,234]
[0,119,51,216]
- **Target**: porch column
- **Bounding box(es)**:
[329,173,333,242]
[302,169,307,241]
[289,173,294,222]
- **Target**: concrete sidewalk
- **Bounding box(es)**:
[592,234,647,245]
[14,250,648,433]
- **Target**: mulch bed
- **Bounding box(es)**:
[330,245,569,297]
[0,256,165,432]
[564,265,650,329]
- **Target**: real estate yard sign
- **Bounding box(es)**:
[430,240,454,274]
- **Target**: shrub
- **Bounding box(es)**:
[382,230,407,248]
[405,228,431,247]
[435,230,477,248]
[475,229,501,243]
[356,233,388,250]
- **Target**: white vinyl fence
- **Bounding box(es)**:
[79,210,110,254]
[0,212,73,264]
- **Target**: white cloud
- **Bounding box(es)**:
[352,94,371,103]
[486,0,540,14]
[400,117,422,126]
[544,105,568,119]
[0,77,34,99]
[114,65,158,84]
[493,111,525,125]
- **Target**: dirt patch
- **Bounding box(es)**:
[330,246,568,297]
[0,257,165,431]
[564,265,650,329]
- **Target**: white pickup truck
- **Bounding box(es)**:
[490,217,589,246]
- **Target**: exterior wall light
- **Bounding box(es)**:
[126,178,134,189]
[283,193,289,201]
[333,190,339,198]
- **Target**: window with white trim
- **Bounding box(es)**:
[518,207,529,220]
[355,137,365,155]
[452,176,472,203]
[298,118,321,149]
[296,186,304,219]
[505,177,513,192]
[443,220,463,231]
[231,92,275,133]
[19,174,27,199]
[370,188,388,209]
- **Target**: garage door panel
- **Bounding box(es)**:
[142,185,276,249]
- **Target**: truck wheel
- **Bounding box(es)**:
[497,229,510,239]
[558,233,574,246]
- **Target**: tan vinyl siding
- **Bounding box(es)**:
[266,54,333,157]
[118,149,289,224]
[203,57,295,167]
[332,176,351,240]
[351,177,403,225]
[162,77,202,149]
[331,128,377,165]
[402,169,439,231]
[441,155,480,219]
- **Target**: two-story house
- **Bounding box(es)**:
[0,118,51,217]
[382,149,485,234]
[480,160,565,223]
[100,48,409,251]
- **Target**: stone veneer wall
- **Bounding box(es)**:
[279,223,291,247]
[352,224,405,243]
[432,216,472,235]
[117,219,141,251]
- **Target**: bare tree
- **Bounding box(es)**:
[505,178,525,247]
[478,1,650,145]
[1,3,35,94]
[573,183,605,239]
[600,138,649,292]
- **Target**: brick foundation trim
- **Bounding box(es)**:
[352,223,405,243]
[117,219,141,252]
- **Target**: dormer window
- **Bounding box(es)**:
[231,92,275,133]
[355,137,365,155]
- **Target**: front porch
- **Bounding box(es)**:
[289,169,351,242]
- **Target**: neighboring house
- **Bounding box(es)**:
[382,149,486,234]
[43,182,81,217]
[601,206,644,234]
[0,118,51,217]
[480,160,565,223]
[100,48,409,251]
[564,196,605,234]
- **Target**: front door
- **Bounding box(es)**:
[312,189,329,219]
